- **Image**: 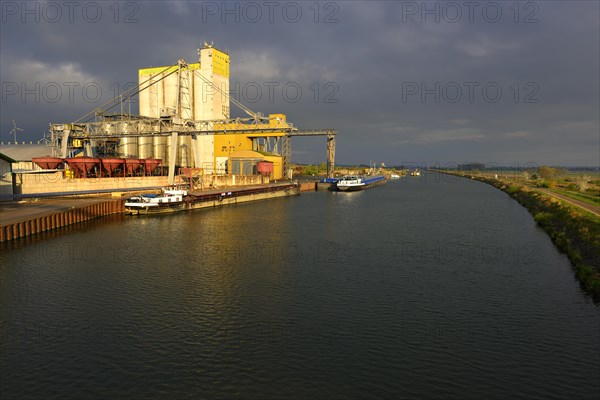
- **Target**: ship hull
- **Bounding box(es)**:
[125,183,299,215]
[336,175,387,191]
[337,184,365,192]
[124,202,187,215]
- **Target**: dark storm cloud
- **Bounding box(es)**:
[1,1,598,166]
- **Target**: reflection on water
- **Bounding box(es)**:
[1,174,598,399]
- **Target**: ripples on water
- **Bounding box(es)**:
[1,173,599,399]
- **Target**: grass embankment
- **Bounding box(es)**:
[444,171,600,302]
[552,188,600,207]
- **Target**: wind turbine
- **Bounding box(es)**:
[10,120,23,143]
[38,130,51,144]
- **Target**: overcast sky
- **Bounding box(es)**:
[1,1,598,166]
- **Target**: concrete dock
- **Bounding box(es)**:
[0,181,317,242]
[0,197,125,242]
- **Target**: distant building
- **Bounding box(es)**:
[0,152,16,201]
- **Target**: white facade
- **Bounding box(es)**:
[137,45,230,169]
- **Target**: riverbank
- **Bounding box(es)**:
[1,182,309,243]
[433,170,600,302]
[0,197,126,242]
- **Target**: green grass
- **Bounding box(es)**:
[551,188,600,207]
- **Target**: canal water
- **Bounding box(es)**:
[1,173,599,399]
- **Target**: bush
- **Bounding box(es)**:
[303,165,319,175]
[538,166,557,179]
[575,175,590,193]
[534,211,552,225]
[507,185,520,194]
[576,265,600,298]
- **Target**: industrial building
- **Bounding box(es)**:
[0,153,16,201]
[45,42,336,190]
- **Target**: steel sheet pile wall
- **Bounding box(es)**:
[0,199,124,242]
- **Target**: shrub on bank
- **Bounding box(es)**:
[577,265,600,295]
[538,180,550,188]
[507,185,520,194]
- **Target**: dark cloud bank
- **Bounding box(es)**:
[1,1,598,166]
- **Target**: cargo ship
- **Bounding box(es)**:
[124,183,299,215]
[336,175,387,191]
[124,186,189,215]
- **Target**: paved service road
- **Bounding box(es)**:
[535,189,600,217]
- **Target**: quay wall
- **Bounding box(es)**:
[317,182,334,190]
[0,199,125,242]
[299,182,317,191]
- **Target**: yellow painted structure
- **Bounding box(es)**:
[227,150,283,179]
[138,46,230,122]
[137,50,228,78]
[136,45,285,178]
[211,48,230,78]
[228,150,262,176]
[211,113,288,179]
[262,154,283,180]
[214,134,253,157]
[229,150,264,158]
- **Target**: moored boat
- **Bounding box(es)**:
[124,186,189,215]
[337,175,387,191]
[124,182,300,215]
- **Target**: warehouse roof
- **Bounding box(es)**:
[0,143,53,161]
[0,152,17,163]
